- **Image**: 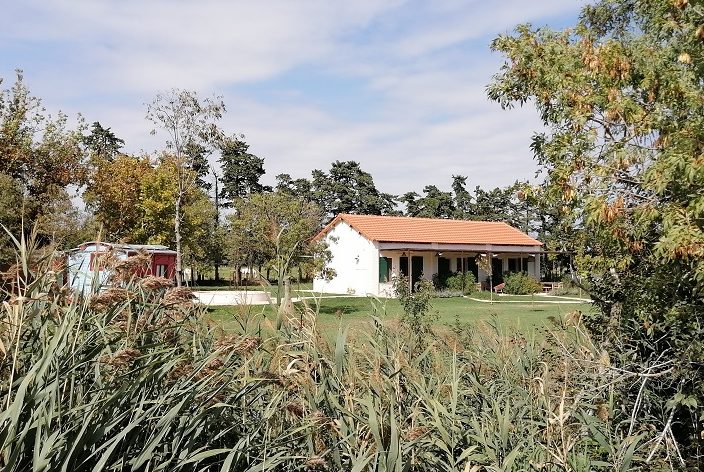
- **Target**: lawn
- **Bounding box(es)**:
[204,293,592,338]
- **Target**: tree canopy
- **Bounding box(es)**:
[489,0,704,460]
[311,160,396,221]
[218,135,267,205]
[0,71,87,264]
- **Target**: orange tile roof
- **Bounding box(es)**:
[317,214,541,246]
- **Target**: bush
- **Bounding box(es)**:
[503,272,542,294]
[550,274,588,297]
[432,271,476,294]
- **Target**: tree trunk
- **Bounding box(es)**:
[175,192,183,287]
[214,174,220,282]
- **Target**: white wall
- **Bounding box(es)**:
[313,222,380,295]
[67,243,127,293]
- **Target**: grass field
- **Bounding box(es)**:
[204,293,593,338]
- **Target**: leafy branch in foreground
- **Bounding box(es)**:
[488,0,704,465]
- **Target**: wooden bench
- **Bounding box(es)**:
[541,282,563,293]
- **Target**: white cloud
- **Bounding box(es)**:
[0,0,581,202]
[2,0,407,92]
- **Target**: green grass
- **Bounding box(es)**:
[205,294,593,338]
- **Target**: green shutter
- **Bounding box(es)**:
[379,257,388,282]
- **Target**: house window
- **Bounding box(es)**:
[156,264,168,277]
[457,257,479,280]
[399,257,408,276]
[507,257,525,273]
[438,257,450,278]
[379,257,392,283]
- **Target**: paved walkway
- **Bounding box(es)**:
[467,294,591,304]
[192,290,363,306]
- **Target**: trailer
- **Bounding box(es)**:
[67,241,176,293]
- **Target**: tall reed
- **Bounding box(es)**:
[0,233,677,470]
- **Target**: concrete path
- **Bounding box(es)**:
[192,290,360,306]
[466,294,591,304]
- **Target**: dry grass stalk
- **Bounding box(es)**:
[163,287,195,305]
[139,276,173,291]
[89,287,131,311]
[110,250,151,283]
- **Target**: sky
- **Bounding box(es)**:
[0,0,584,197]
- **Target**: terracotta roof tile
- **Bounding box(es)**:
[317,214,541,246]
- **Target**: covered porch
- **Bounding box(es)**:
[376,243,541,296]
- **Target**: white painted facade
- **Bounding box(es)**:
[313,221,543,297]
[313,221,380,295]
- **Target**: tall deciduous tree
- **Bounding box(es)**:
[226,191,328,305]
[489,0,704,459]
[0,71,87,262]
[139,156,215,281]
[85,154,214,274]
[146,90,225,286]
[84,155,153,241]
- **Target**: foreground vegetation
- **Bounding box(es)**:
[0,240,690,470]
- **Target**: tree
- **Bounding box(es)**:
[139,156,215,282]
[0,174,24,264]
[275,173,312,201]
[0,70,87,263]
[146,89,225,286]
[451,175,472,219]
[226,191,327,305]
[84,154,214,278]
[84,155,154,241]
[400,191,421,217]
[218,135,267,206]
[416,185,456,218]
[311,161,396,221]
[469,185,515,223]
[489,0,704,460]
[82,121,124,162]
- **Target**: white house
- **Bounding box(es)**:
[313,214,543,296]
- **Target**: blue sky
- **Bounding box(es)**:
[0,0,583,196]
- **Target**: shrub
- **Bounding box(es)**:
[503,272,542,294]
[433,289,465,298]
[445,272,476,293]
[392,275,437,339]
[432,271,476,294]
